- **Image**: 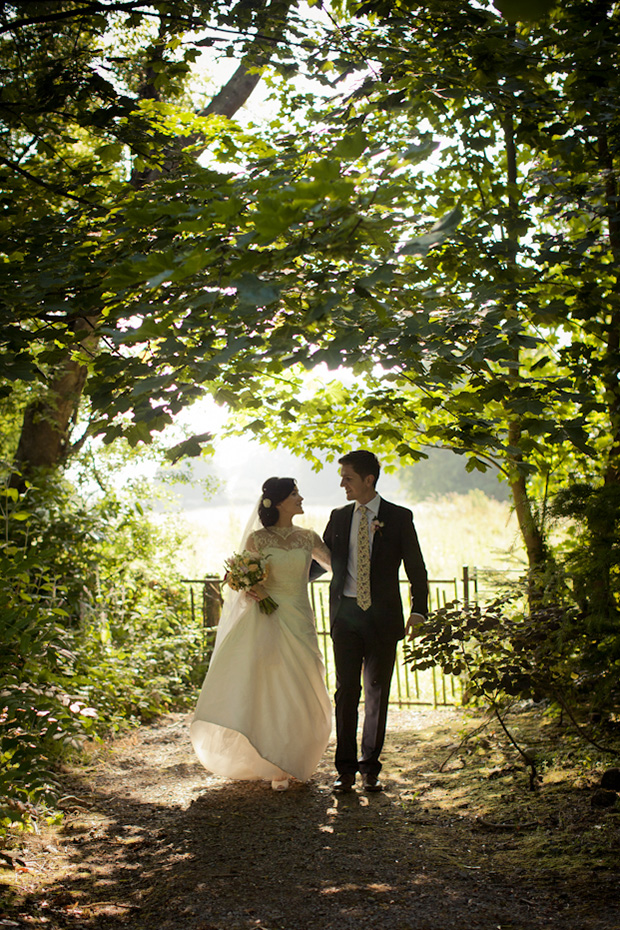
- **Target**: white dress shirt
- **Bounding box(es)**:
[343,495,381,598]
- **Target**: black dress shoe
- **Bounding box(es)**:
[332,773,355,792]
[361,774,383,792]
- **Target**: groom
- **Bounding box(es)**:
[323,450,428,792]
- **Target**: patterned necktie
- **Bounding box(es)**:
[356,505,372,610]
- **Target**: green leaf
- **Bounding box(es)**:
[333,129,367,160]
[95,142,124,162]
[397,208,463,256]
[494,0,557,22]
[234,274,280,308]
[165,432,213,464]
[147,270,175,289]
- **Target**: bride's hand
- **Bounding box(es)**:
[248,583,268,602]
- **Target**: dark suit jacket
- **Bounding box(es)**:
[323,498,428,641]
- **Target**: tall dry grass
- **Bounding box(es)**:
[166,489,525,583]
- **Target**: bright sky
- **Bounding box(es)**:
[171,387,403,508]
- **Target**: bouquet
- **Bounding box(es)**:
[223,550,278,615]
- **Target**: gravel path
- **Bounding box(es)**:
[2,707,620,929]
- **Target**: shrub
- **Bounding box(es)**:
[0,474,207,837]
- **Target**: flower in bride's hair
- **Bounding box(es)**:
[262,498,272,508]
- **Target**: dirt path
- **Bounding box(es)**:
[2,707,620,930]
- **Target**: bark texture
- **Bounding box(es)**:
[503,112,549,588]
[10,318,98,487]
[600,131,620,488]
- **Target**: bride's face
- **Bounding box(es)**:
[276,487,304,519]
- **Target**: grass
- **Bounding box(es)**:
[166,489,526,582]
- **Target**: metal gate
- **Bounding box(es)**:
[308,576,469,708]
[182,569,476,708]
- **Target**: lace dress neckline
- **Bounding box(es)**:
[248,525,326,557]
[267,526,298,538]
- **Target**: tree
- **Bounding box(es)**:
[5,0,619,621]
[1,0,294,482]
[208,0,620,615]
[398,448,510,501]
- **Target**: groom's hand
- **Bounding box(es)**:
[405,612,426,640]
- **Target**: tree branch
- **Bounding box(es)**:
[0,156,93,205]
[492,703,540,791]
[0,2,171,36]
[552,690,619,757]
[131,0,293,184]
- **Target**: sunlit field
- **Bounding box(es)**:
[167,490,526,584]
[164,492,526,708]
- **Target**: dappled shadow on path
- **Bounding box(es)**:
[7,711,620,930]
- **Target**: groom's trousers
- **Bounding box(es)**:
[331,597,397,777]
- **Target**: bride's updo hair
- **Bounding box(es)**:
[259,477,297,527]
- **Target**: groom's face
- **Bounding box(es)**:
[340,464,376,503]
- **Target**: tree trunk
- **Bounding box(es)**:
[508,422,548,569]
[130,60,266,187]
[502,112,550,595]
[10,317,98,488]
[133,0,292,185]
[584,130,620,620]
[600,131,620,488]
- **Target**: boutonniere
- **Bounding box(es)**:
[371,518,384,536]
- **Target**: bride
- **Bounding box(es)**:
[190,477,332,791]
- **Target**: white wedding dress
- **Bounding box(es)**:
[190,526,332,782]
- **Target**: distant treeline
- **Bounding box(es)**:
[399,449,509,502]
